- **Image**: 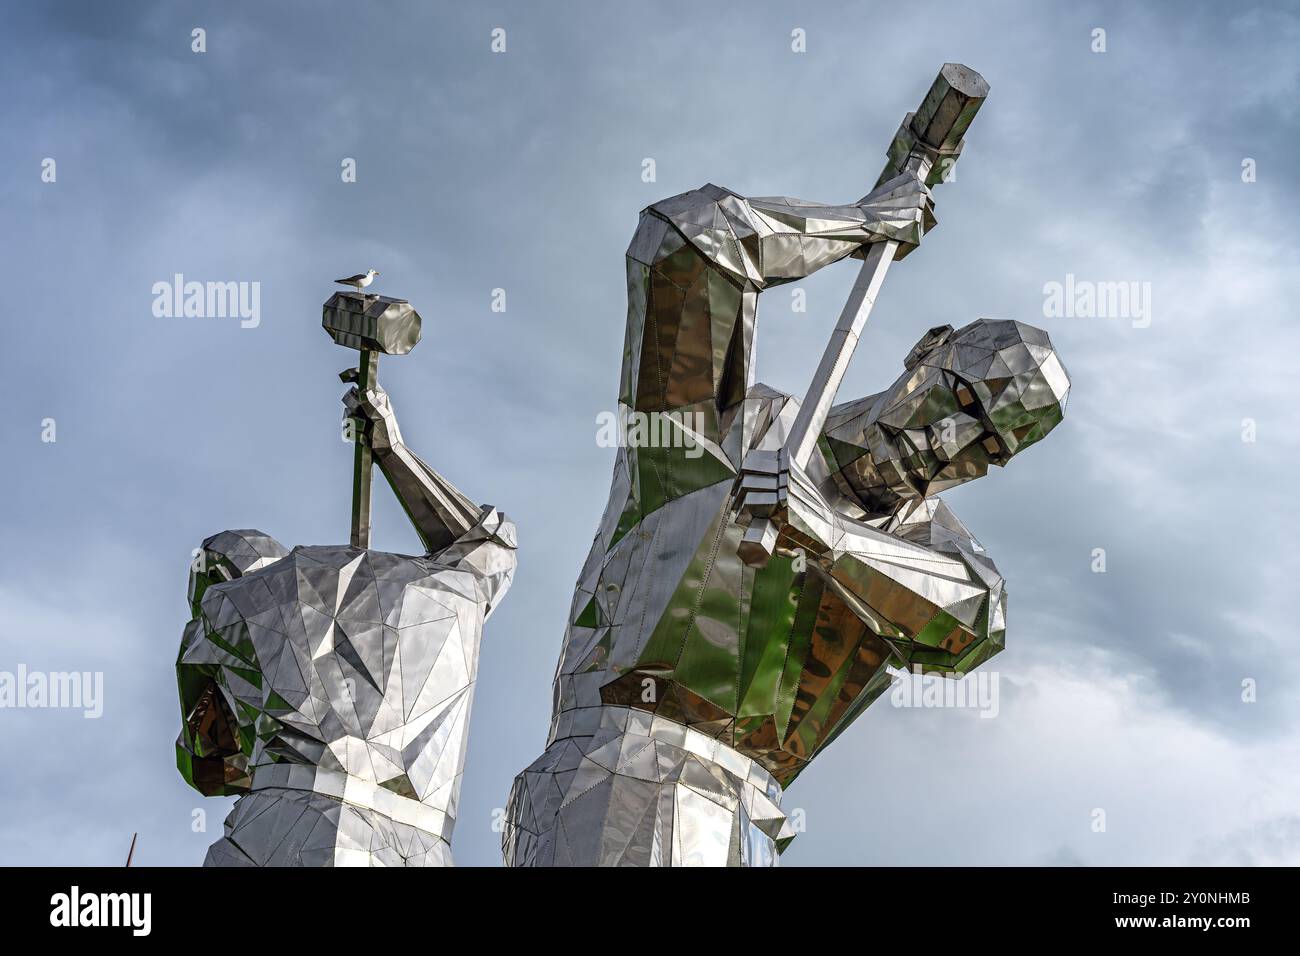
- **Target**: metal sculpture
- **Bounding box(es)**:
[504,64,1070,866]
[175,289,517,867]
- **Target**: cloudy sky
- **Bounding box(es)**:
[2,0,1297,866]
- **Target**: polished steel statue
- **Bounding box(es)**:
[175,291,516,866]
[504,64,1070,866]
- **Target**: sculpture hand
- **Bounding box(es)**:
[734,448,788,520]
[734,447,791,567]
[857,169,936,251]
[343,383,403,453]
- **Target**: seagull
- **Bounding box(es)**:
[335,269,379,295]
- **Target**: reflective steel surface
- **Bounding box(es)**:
[505,68,1068,867]
[175,357,516,866]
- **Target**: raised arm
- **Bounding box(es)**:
[344,386,484,555]
[748,172,936,282]
[640,172,934,291]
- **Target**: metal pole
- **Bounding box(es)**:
[350,348,378,549]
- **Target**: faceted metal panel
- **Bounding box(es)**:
[505,173,1068,866]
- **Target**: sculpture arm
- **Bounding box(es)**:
[345,386,482,555]
[879,496,1006,672]
[786,475,1006,678]
[638,172,933,291]
[746,172,935,283]
[375,443,483,554]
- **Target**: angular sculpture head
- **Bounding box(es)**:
[827,318,1071,515]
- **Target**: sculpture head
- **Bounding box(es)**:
[899,318,1070,476]
[828,319,1070,511]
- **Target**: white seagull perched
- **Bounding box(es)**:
[335,269,379,294]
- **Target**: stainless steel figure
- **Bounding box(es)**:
[504,66,1070,866]
[175,292,516,867]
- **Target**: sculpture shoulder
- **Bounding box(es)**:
[644,183,740,221]
[628,184,762,283]
[435,506,519,585]
[628,185,741,255]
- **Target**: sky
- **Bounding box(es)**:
[1,0,1298,866]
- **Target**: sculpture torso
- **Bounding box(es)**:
[505,183,1017,866]
[504,46,1070,865]
[179,512,516,866]
[554,381,1002,786]
[552,189,1003,782]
